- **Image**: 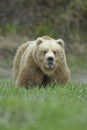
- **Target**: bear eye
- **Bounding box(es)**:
[43,51,47,54]
[53,51,57,55]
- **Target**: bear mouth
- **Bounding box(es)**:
[45,62,54,68]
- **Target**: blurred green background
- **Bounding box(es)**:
[0,0,87,43]
[0,1,87,130]
[0,0,87,82]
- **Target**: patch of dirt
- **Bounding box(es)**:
[0,68,12,80]
[71,70,87,84]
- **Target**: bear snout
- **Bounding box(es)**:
[47,56,54,62]
[45,56,55,68]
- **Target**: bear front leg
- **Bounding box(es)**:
[16,67,44,89]
[16,67,30,89]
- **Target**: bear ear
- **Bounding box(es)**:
[56,39,64,47]
[36,37,43,45]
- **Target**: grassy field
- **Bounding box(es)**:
[0,80,87,130]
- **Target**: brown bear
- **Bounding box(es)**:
[13,36,70,88]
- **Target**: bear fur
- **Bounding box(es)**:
[13,36,70,88]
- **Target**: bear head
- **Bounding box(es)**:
[34,36,65,75]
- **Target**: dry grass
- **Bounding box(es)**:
[0,34,29,58]
[0,34,87,59]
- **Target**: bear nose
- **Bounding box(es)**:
[47,57,54,62]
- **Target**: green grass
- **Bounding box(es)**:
[0,80,87,130]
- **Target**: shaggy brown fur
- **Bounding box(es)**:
[13,41,33,80]
[13,36,70,88]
